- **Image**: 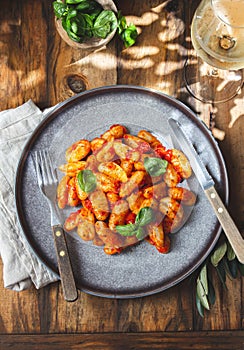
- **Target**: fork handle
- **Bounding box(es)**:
[52,225,78,302]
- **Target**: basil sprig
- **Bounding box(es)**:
[135,206,154,226]
[144,157,168,177]
[77,169,96,193]
[117,12,138,48]
[116,207,154,240]
[53,0,138,47]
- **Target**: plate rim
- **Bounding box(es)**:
[14,85,229,298]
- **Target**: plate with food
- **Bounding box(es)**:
[15,85,228,298]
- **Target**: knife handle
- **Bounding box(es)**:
[205,186,244,264]
[52,225,78,302]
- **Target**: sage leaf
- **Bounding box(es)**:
[211,242,227,267]
[196,276,210,310]
[144,157,168,177]
[135,207,154,226]
[77,169,97,193]
[196,293,205,317]
[199,264,208,295]
[227,243,236,261]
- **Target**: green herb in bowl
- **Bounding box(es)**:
[53,0,138,49]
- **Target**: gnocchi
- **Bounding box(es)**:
[57,124,196,255]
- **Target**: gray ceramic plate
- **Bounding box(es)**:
[15,85,228,298]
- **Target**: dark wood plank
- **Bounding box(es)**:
[1,332,244,350]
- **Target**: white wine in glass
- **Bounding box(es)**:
[185,0,244,103]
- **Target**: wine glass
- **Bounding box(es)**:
[184,0,244,104]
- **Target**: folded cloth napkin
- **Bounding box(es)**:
[0,100,59,291]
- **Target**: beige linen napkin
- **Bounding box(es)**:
[0,100,58,291]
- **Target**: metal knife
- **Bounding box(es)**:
[168,118,244,264]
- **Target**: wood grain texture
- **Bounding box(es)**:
[1,332,244,350]
[0,0,243,341]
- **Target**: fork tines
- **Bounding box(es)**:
[33,150,57,190]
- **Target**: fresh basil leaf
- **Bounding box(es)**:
[65,17,81,42]
[62,17,68,31]
[76,13,93,37]
[66,0,84,4]
[53,1,138,47]
[135,207,154,226]
[76,0,102,13]
[117,12,127,34]
[116,207,154,239]
[120,24,138,48]
[66,26,81,42]
[53,2,68,18]
[93,10,117,38]
[117,11,138,47]
[67,8,77,20]
[88,9,102,21]
[136,227,146,240]
[75,2,91,11]
[71,20,79,34]
[77,169,97,193]
[116,223,138,236]
[144,157,168,177]
[67,13,92,38]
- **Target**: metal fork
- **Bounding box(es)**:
[34,150,78,302]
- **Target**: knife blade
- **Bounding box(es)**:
[168,118,244,264]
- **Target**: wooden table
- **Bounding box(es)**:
[0,0,243,349]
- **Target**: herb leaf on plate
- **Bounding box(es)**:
[77,169,97,193]
[116,206,154,240]
[144,157,168,177]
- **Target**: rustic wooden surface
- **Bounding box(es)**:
[0,0,243,348]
